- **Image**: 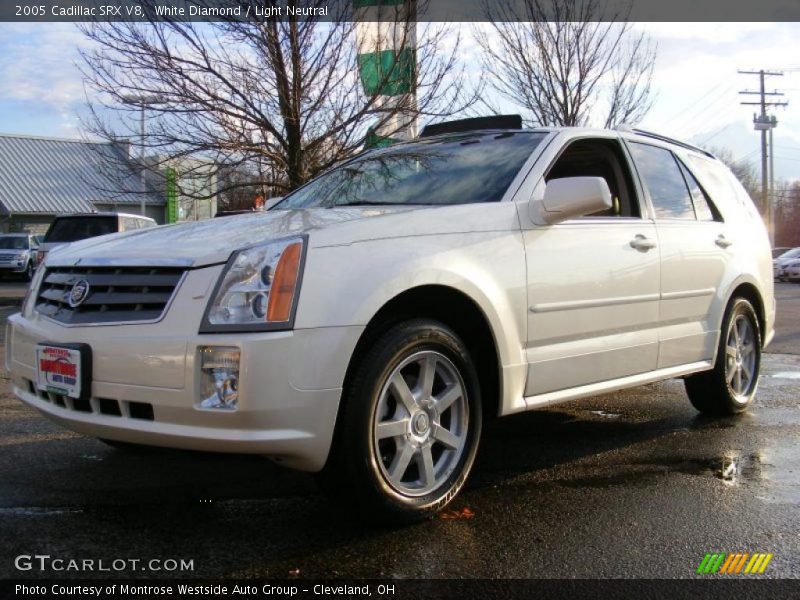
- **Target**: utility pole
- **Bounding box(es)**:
[739,70,787,245]
[120,94,167,217]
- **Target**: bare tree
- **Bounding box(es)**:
[475,0,656,128]
[79,1,475,203]
[774,180,800,247]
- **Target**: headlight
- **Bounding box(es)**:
[200,235,306,333]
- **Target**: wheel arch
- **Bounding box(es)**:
[341,285,505,423]
[723,280,767,347]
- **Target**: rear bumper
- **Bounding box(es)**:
[7,309,363,471]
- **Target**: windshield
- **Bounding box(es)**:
[0,236,28,250]
[778,248,800,260]
[44,216,117,243]
[279,132,545,209]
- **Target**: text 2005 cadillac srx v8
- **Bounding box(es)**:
[7,123,774,522]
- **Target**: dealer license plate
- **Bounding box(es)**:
[35,344,83,399]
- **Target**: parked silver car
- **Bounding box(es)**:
[0,233,39,280]
[773,247,800,281]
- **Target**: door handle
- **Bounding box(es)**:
[715,235,733,249]
[630,234,657,251]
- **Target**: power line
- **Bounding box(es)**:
[672,83,736,133]
[666,83,730,124]
[732,149,760,164]
[697,122,735,146]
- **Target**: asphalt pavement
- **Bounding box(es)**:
[0,283,798,580]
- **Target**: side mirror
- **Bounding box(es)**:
[532,176,613,225]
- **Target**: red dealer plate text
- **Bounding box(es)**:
[35,345,82,399]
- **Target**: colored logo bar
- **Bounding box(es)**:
[696,553,773,574]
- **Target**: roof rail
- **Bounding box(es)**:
[420,115,523,138]
[620,127,715,158]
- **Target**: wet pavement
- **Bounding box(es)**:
[1,285,798,579]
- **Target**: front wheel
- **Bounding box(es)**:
[685,297,761,415]
[318,319,482,524]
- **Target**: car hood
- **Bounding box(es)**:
[45,207,422,268]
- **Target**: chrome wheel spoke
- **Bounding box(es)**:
[726,344,737,359]
[417,355,436,399]
[418,445,436,490]
[388,440,415,483]
[432,423,459,449]
[726,363,736,384]
[376,418,408,440]
[741,360,753,382]
[434,384,461,413]
[390,373,417,414]
[734,366,743,393]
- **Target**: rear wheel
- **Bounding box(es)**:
[318,319,482,523]
[684,298,761,415]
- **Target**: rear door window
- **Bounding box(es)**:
[629,142,695,220]
[677,161,717,221]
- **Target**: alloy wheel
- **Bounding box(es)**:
[372,350,469,497]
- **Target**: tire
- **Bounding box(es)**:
[24,261,33,281]
[684,297,761,416]
[318,319,482,524]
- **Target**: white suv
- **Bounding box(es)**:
[7,122,774,522]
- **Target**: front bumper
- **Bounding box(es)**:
[6,268,363,471]
[0,261,29,273]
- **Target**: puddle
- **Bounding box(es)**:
[0,507,84,517]
[653,452,797,503]
[589,410,621,419]
[560,451,798,504]
[631,455,765,485]
[768,371,800,380]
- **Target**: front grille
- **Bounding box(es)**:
[35,266,185,325]
[0,253,19,262]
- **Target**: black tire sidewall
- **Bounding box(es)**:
[343,320,482,519]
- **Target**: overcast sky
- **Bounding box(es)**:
[0,21,798,180]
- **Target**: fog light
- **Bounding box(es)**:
[199,346,240,410]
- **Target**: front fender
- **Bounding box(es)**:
[295,231,528,371]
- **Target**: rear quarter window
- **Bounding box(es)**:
[686,154,759,223]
